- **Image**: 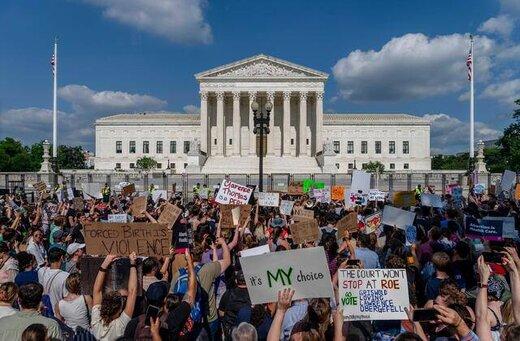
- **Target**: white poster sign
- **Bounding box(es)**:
[381,206,416,230]
[81,183,103,200]
[240,247,334,305]
[152,190,168,203]
[107,214,128,223]
[215,179,253,205]
[338,268,409,321]
[258,192,280,207]
[421,193,443,208]
[351,170,371,195]
[240,244,270,258]
[279,200,295,216]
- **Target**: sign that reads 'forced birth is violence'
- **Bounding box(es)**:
[338,268,410,321]
[84,223,170,256]
[216,179,253,205]
[240,247,334,305]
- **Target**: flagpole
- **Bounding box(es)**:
[52,37,58,159]
[470,35,475,158]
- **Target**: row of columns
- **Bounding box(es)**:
[199,90,323,157]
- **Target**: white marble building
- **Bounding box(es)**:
[94,54,431,173]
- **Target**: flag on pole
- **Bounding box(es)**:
[466,48,472,81]
[51,53,56,75]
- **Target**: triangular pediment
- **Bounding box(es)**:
[195,54,328,80]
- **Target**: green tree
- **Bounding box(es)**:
[136,156,157,171]
[362,161,385,172]
[497,99,520,171]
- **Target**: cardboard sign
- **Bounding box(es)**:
[240,247,334,304]
[465,216,503,241]
[84,223,170,256]
[287,182,304,195]
[392,191,415,208]
[279,200,295,216]
[365,212,382,234]
[33,181,47,193]
[338,268,410,321]
[351,170,371,195]
[382,206,416,230]
[73,197,84,211]
[220,204,251,229]
[421,193,443,208]
[336,212,358,238]
[240,244,270,258]
[130,196,147,217]
[313,188,331,203]
[152,190,168,203]
[290,219,320,244]
[121,183,136,197]
[215,179,253,205]
[258,192,280,207]
[157,203,182,229]
[292,206,314,221]
[368,189,386,202]
[331,186,345,201]
[107,214,128,223]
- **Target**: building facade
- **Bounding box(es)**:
[94,55,431,173]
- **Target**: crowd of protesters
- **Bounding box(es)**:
[0,179,520,341]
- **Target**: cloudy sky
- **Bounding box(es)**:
[0,0,519,154]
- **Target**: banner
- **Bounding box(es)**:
[331,185,345,201]
[351,170,371,195]
[338,268,409,321]
[158,203,182,229]
[107,214,128,223]
[364,212,382,234]
[290,219,320,244]
[84,223,170,256]
[240,244,270,258]
[421,193,443,208]
[216,179,253,205]
[258,192,280,207]
[336,212,358,238]
[121,183,135,197]
[368,189,386,202]
[392,191,415,208]
[279,200,295,216]
[220,204,251,229]
[292,206,314,221]
[382,206,416,230]
[465,216,503,241]
[240,247,334,304]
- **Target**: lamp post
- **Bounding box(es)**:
[251,100,272,192]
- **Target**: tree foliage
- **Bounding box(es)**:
[136,156,157,171]
[362,161,385,173]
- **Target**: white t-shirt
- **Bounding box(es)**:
[0,305,17,319]
[37,267,69,309]
[91,305,131,341]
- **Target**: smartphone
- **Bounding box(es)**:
[482,251,503,264]
[412,308,439,322]
[145,305,160,326]
[347,259,361,266]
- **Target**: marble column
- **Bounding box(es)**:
[216,91,224,156]
[315,91,324,155]
[299,92,307,156]
[267,91,275,156]
[200,91,208,154]
[232,91,241,155]
[283,91,291,156]
[248,91,256,155]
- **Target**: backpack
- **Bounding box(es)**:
[172,264,206,324]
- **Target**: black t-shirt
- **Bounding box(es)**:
[218,287,251,336]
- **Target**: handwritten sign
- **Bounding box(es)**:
[279,200,295,216]
[258,192,280,207]
[382,206,416,230]
[121,183,135,197]
[292,206,314,221]
[364,212,382,234]
[290,219,320,244]
[338,268,409,321]
[392,191,415,208]
[336,212,358,238]
[107,214,128,223]
[130,196,147,217]
[465,216,503,241]
[421,193,443,208]
[220,204,251,229]
[331,186,345,201]
[84,223,170,256]
[240,247,334,304]
[215,179,253,205]
[158,203,182,229]
[351,170,371,195]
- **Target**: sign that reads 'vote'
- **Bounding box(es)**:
[240,247,334,305]
[339,268,409,321]
[216,179,253,205]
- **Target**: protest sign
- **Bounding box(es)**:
[73,197,84,211]
[351,170,371,195]
[313,188,331,203]
[258,192,280,207]
[336,212,358,238]
[220,204,251,229]
[240,247,333,304]
[365,212,382,234]
[338,268,409,321]
[382,206,416,230]
[287,182,304,195]
[392,191,415,208]
[107,214,128,223]
[292,206,314,221]
[157,203,182,229]
[130,196,147,217]
[421,193,443,208]
[368,189,386,202]
[290,219,320,244]
[331,185,345,201]
[279,200,295,216]
[215,179,253,205]
[32,181,47,193]
[84,223,170,256]
[82,183,103,200]
[465,216,503,241]
[240,244,270,258]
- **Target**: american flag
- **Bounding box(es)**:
[466,48,472,81]
[50,53,55,75]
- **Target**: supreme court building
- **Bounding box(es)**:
[95,54,431,173]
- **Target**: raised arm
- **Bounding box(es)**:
[267,289,295,341]
[216,237,231,274]
[93,254,117,306]
[124,252,138,318]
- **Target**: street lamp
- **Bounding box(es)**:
[252,100,272,192]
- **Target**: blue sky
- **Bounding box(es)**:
[1,0,519,154]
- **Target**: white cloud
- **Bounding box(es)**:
[58,84,167,113]
[332,33,495,102]
[481,79,520,106]
[424,113,501,154]
[478,15,515,38]
[82,0,212,44]
[183,104,200,114]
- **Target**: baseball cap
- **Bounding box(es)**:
[67,242,86,255]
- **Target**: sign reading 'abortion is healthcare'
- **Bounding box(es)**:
[215,179,253,205]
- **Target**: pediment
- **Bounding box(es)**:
[195,54,328,80]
